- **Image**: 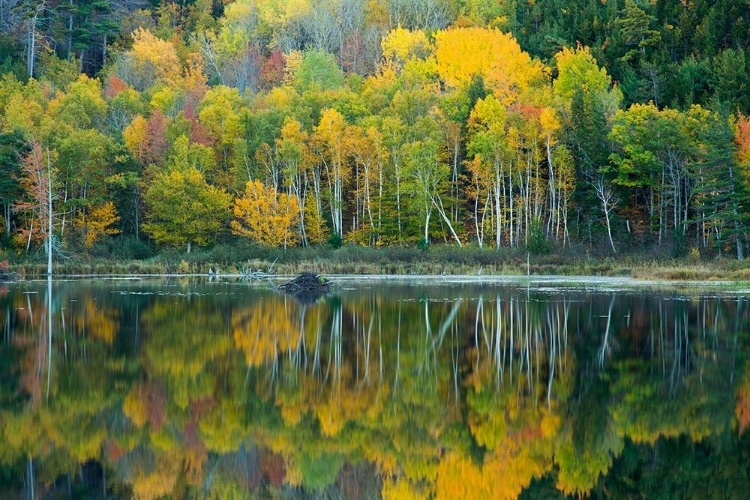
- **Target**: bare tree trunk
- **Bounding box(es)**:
[45,275,52,401]
[67,0,73,61]
[3,204,10,238]
[595,176,618,254]
[423,206,431,243]
[27,456,34,500]
[46,148,53,276]
[429,192,462,246]
[27,12,37,78]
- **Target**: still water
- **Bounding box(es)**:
[1,277,749,499]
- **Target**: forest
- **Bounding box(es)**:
[0,0,749,265]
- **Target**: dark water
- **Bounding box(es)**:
[1,278,749,499]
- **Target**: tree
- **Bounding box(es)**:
[609,104,705,245]
[75,201,120,248]
[142,167,230,253]
[13,140,57,274]
[434,27,547,105]
[618,0,660,60]
[0,131,24,241]
[404,122,461,246]
[693,111,749,260]
[114,28,181,91]
[314,108,349,238]
[292,49,345,92]
[231,180,300,248]
[593,175,618,254]
[467,95,510,248]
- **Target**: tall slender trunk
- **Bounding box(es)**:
[429,192,462,246]
[45,276,52,401]
[27,12,37,78]
[27,456,34,500]
[3,204,10,238]
[102,33,108,67]
[509,165,514,247]
[595,177,617,254]
[46,149,53,277]
[67,0,74,61]
[494,168,501,248]
[423,207,431,243]
[395,160,402,239]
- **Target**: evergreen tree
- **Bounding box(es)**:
[693,111,750,260]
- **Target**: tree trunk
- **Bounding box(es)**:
[423,207,431,244]
[430,192,462,246]
[102,32,108,67]
[595,177,617,254]
[27,13,36,78]
[27,456,34,500]
[46,149,53,277]
[3,204,10,238]
[67,0,74,61]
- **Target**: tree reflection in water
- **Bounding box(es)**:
[0,280,748,499]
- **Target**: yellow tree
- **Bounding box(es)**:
[75,201,121,248]
[123,115,148,163]
[434,27,547,105]
[304,194,328,245]
[314,108,349,237]
[198,85,244,188]
[466,95,510,247]
[381,26,432,72]
[346,122,385,244]
[276,117,311,242]
[122,28,182,90]
[231,180,301,248]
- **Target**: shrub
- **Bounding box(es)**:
[327,232,343,249]
[526,218,551,255]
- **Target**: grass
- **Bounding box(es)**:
[4,243,750,281]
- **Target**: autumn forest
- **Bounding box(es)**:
[0,0,749,265]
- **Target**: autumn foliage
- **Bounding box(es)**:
[0,1,748,260]
[232,180,301,248]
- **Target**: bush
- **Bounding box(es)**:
[526,218,551,255]
[671,229,688,259]
[327,232,343,249]
[117,236,153,260]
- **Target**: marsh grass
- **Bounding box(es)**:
[6,243,750,281]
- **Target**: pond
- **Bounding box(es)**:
[1,277,749,499]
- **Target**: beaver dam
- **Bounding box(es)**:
[277,272,334,303]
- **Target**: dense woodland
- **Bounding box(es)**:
[0,0,749,263]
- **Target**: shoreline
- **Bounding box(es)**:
[6,273,750,290]
[4,245,750,282]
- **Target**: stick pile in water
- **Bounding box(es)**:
[277,272,333,294]
[0,262,15,282]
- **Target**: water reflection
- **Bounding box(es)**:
[0,280,748,499]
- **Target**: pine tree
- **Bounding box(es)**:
[693,111,749,260]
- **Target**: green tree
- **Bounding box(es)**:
[143,166,231,253]
[293,50,345,92]
[693,111,749,260]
